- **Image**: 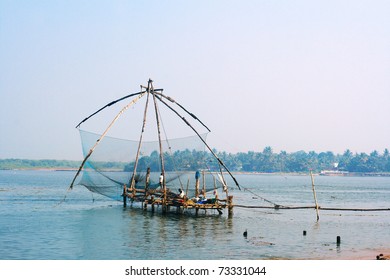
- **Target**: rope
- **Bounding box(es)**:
[75,91,146,128]
[319,207,390,211]
[156,96,184,189]
[69,92,147,189]
[235,183,390,211]
[53,187,73,207]
[241,185,281,207]
[154,94,241,190]
[234,204,390,211]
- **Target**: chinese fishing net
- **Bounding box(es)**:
[74,87,230,201]
[78,130,227,200]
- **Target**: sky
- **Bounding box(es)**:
[1,0,389,160]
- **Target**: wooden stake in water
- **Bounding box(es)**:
[310,170,320,221]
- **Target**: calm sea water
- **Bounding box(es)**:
[1,170,389,260]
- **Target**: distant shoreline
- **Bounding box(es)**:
[2,150,390,176]
[2,168,390,177]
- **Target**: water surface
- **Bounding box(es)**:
[1,170,389,260]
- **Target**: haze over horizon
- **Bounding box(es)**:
[1,1,389,160]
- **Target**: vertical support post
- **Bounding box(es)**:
[310,170,320,221]
[185,177,190,198]
[145,167,150,201]
[151,196,155,213]
[123,184,127,208]
[195,170,200,199]
[129,84,151,201]
[142,168,150,211]
[213,176,218,200]
[130,174,136,201]
[228,195,233,217]
[202,170,206,198]
[219,171,232,216]
[151,79,167,213]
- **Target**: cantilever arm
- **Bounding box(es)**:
[75,91,146,128]
[154,94,240,191]
[155,92,211,132]
[69,92,147,189]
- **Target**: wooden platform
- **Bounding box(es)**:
[124,188,234,216]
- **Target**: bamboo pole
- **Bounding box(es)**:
[310,170,320,221]
[75,91,145,128]
[213,176,218,200]
[123,184,127,208]
[69,92,146,189]
[154,92,211,132]
[195,170,200,199]
[154,95,241,191]
[145,167,151,200]
[129,90,151,197]
[202,170,206,198]
[151,80,167,212]
[228,195,233,217]
[185,177,190,197]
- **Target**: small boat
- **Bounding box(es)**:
[69,79,240,215]
[319,170,349,176]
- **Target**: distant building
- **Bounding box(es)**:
[320,162,349,176]
[319,170,349,176]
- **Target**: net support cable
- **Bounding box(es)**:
[75,91,146,128]
[69,92,147,189]
[129,86,151,191]
[154,94,241,191]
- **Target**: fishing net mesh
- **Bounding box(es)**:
[78,129,225,201]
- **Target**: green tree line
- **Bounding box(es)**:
[2,147,390,173]
[0,159,128,170]
[0,159,81,170]
[124,147,390,173]
[220,147,390,173]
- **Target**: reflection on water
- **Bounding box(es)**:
[0,170,389,259]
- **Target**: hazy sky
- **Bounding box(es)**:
[1,0,389,160]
